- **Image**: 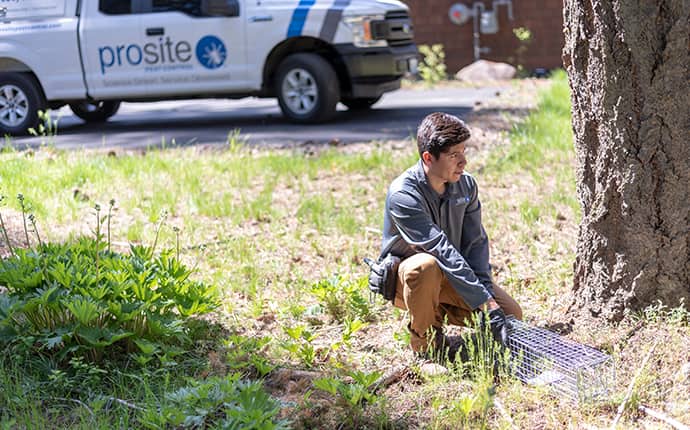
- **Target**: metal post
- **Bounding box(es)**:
[472,2,490,61]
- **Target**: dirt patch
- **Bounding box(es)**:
[0,207,31,258]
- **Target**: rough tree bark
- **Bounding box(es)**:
[562,1,689,320]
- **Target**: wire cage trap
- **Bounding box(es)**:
[506,317,615,403]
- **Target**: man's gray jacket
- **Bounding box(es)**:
[380,160,494,309]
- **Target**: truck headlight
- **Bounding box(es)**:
[343,15,387,48]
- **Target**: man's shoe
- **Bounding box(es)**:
[418,360,449,377]
[416,326,453,363]
[446,335,470,363]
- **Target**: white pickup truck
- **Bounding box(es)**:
[0,0,418,135]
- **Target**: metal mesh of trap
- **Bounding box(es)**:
[505,317,614,403]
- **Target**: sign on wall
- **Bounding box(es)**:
[1,0,66,19]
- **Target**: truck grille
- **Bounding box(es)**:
[372,10,414,47]
[385,10,409,20]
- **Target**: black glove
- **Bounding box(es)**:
[483,308,509,347]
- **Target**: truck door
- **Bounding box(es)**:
[80,1,145,99]
[82,0,248,99]
[131,0,248,96]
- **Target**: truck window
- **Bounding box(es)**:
[149,0,202,16]
[99,0,133,15]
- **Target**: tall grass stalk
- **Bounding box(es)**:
[17,193,30,248]
[107,199,115,253]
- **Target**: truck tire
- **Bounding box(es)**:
[69,101,121,123]
[275,53,340,123]
[0,73,46,136]
[342,96,382,111]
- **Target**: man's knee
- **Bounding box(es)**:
[399,253,442,290]
[508,302,523,320]
[492,285,523,320]
[500,296,523,320]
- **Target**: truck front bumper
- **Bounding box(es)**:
[335,43,418,99]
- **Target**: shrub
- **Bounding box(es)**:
[0,237,219,364]
[511,26,533,74]
[418,44,448,85]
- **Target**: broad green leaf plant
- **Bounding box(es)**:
[0,197,219,364]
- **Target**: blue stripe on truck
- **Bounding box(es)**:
[287,0,317,38]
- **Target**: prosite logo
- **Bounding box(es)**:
[196,35,227,70]
[98,35,227,74]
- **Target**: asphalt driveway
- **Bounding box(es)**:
[8,85,505,150]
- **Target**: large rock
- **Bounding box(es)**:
[455,60,517,81]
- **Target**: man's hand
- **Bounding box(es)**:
[482,297,500,312]
[480,306,509,347]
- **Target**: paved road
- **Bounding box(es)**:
[8,86,504,150]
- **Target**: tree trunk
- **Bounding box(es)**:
[562,0,689,320]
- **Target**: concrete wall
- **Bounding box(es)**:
[403,0,564,75]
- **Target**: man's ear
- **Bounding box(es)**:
[421,151,434,165]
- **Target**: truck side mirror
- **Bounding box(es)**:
[201,0,240,17]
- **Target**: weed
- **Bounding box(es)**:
[28,109,60,145]
[341,317,368,346]
[430,379,495,430]
[310,274,373,323]
[313,369,383,426]
[393,324,411,348]
[635,299,689,326]
[48,356,108,393]
[225,129,245,153]
[282,324,319,368]
[518,199,541,225]
[224,334,276,377]
[328,317,369,360]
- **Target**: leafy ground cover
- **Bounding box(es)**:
[0,73,688,429]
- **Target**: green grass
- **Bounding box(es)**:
[484,70,573,176]
[0,142,411,227]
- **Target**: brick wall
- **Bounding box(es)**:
[403,0,564,75]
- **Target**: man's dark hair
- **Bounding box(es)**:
[416,112,471,158]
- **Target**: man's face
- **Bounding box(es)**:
[425,142,467,184]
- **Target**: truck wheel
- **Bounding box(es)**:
[275,53,340,123]
[342,96,382,111]
[69,101,121,123]
[0,73,46,136]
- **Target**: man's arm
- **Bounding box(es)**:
[388,189,492,309]
[460,177,495,295]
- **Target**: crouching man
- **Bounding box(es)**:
[380,112,522,368]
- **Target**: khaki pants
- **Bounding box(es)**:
[393,253,523,352]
